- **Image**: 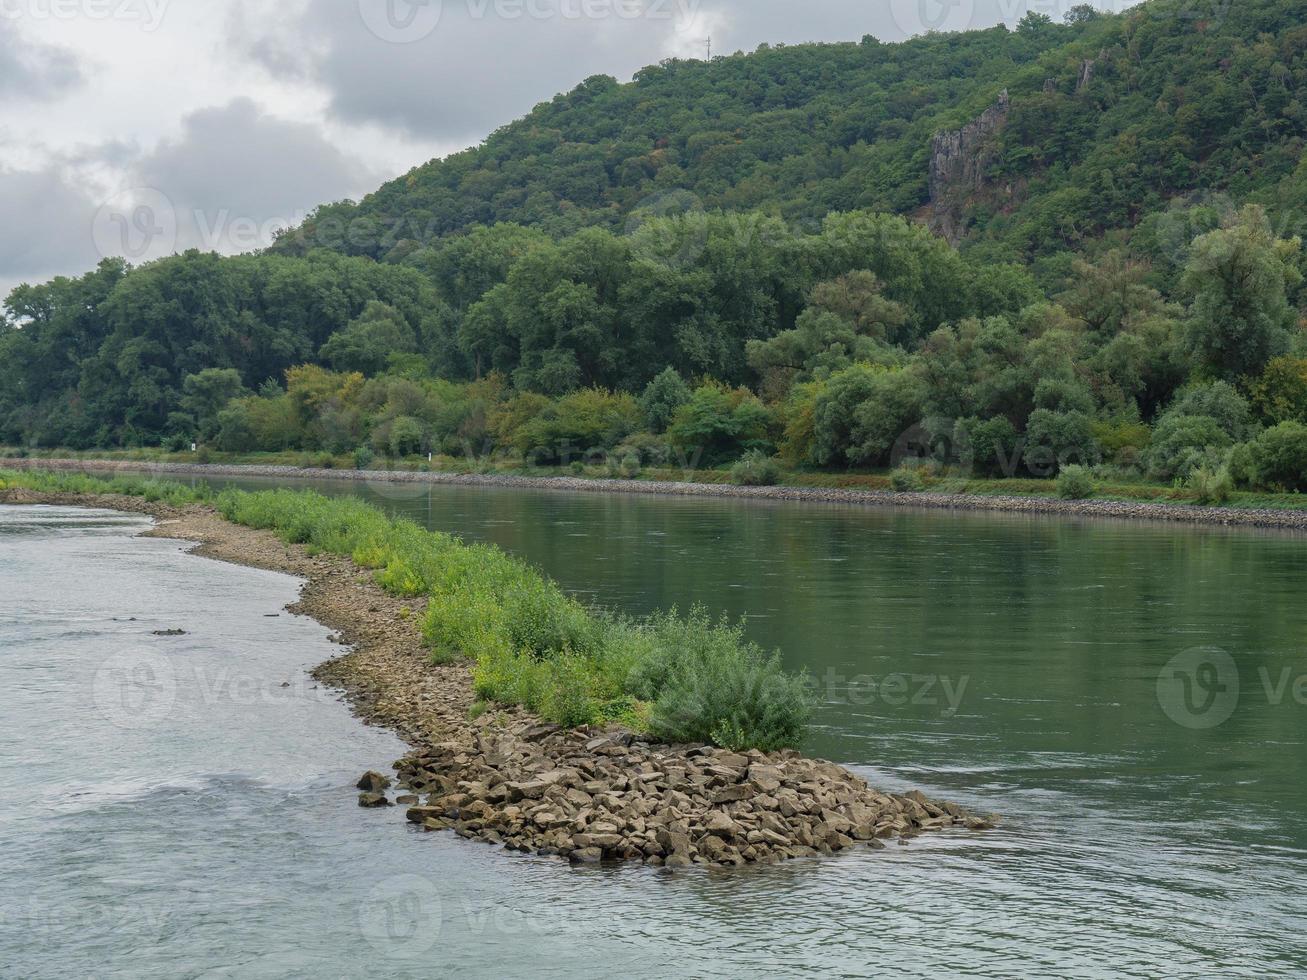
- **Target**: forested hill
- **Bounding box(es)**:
[276,0,1307,269]
[5,0,1307,498]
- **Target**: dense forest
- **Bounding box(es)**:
[5,0,1307,493]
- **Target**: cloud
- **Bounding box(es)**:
[225,0,1139,146]
[0,166,102,298]
[133,97,380,247]
[0,20,84,98]
[231,0,713,143]
[0,97,381,296]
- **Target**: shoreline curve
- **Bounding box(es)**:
[0,485,996,870]
[6,456,1307,532]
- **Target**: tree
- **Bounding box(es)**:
[1023,409,1099,476]
[181,368,248,441]
[667,383,774,465]
[1250,356,1307,424]
[1182,206,1302,381]
[639,368,692,433]
[319,301,417,376]
[1248,422,1307,490]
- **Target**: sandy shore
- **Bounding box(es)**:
[6,455,1307,531]
[1,487,995,868]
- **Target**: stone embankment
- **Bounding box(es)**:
[8,457,1307,532]
[0,483,997,869]
[387,718,993,868]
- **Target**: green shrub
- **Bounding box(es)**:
[353,446,376,470]
[1227,442,1256,488]
[667,382,774,466]
[628,611,811,751]
[1144,414,1232,481]
[889,465,927,492]
[614,431,671,467]
[1056,464,1095,500]
[389,416,426,457]
[1024,409,1100,477]
[730,450,781,487]
[1188,466,1233,505]
[1248,421,1307,491]
[619,453,642,480]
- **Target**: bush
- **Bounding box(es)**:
[628,611,811,752]
[353,446,376,470]
[1227,442,1256,488]
[1165,381,1254,440]
[1251,356,1307,425]
[389,416,426,457]
[614,431,671,467]
[955,416,1020,478]
[1056,464,1095,500]
[619,453,642,480]
[512,388,643,465]
[1143,414,1232,482]
[639,368,692,434]
[889,465,927,492]
[667,382,774,466]
[1248,421,1307,491]
[730,450,781,487]
[1188,466,1233,505]
[1024,409,1100,477]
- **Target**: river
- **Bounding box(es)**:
[3,477,1305,976]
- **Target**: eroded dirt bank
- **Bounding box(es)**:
[1,487,996,868]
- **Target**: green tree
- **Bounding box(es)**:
[1182,207,1302,381]
[319,302,417,376]
[181,368,248,441]
[639,368,692,433]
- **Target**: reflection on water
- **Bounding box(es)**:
[2,492,1306,977]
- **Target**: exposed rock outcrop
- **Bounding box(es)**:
[927,89,1010,243]
[1076,58,1095,93]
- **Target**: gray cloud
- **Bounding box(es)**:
[0,97,381,296]
[0,20,84,98]
[226,0,1137,144]
[134,97,380,240]
[0,167,101,297]
[234,1,698,143]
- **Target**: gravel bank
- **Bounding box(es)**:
[0,487,996,869]
[7,456,1307,531]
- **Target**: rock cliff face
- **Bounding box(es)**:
[1077,58,1096,93]
[927,89,1010,243]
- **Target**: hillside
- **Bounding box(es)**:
[4,0,1307,500]
[276,0,1307,273]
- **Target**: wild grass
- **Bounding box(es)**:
[0,469,812,747]
[204,485,811,748]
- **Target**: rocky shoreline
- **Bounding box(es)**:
[7,455,1307,532]
[0,486,996,869]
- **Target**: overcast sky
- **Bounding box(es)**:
[0,0,1138,299]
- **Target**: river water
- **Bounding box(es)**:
[3,479,1306,976]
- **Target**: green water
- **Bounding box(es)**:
[45,474,1307,973]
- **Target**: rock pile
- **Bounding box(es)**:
[382,717,995,868]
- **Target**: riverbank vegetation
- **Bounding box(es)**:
[5,0,1307,495]
[0,468,812,750]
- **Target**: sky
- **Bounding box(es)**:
[0,0,1139,298]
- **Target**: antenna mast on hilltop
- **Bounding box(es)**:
[706,36,712,61]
